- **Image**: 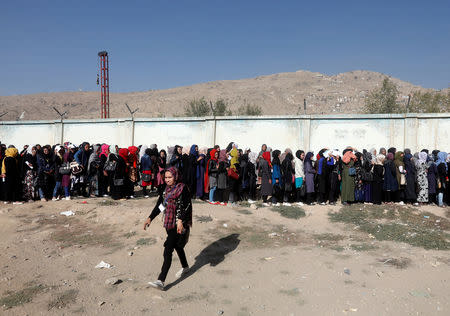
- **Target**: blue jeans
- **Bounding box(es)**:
[53,181,61,197]
[437,192,444,207]
[209,186,217,202]
[38,188,45,199]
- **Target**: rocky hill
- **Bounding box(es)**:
[0,70,442,121]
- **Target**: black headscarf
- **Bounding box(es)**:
[295,150,304,160]
[272,150,281,166]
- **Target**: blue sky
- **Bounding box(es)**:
[1,0,449,95]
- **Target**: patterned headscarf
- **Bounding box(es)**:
[163,167,186,230]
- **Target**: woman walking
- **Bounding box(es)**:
[144,167,192,290]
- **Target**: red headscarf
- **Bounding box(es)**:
[128,146,139,168]
[203,149,219,194]
[119,148,129,162]
[262,151,272,168]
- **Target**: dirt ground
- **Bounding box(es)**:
[0,195,449,316]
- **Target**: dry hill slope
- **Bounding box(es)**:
[0,70,439,121]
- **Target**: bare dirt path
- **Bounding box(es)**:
[0,197,449,315]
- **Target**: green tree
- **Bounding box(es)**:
[237,103,263,116]
[364,78,401,113]
[409,91,450,113]
[184,97,211,117]
[212,99,232,116]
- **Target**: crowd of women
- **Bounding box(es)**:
[1,141,449,207]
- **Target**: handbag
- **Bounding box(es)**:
[227,168,239,180]
[299,183,306,197]
[141,172,152,182]
[348,167,356,176]
[70,161,83,175]
[104,160,117,172]
[400,173,406,186]
[59,162,71,175]
[113,178,124,186]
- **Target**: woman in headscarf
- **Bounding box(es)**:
[205,149,219,203]
[98,144,110,197]
[328,150,341,205]
[228,147,240,204]
[415,152,429,204]
[436,151,448,207]
[238,152,250,202]
[317,150,330,205]
[86,144,102,197]
[393,151,406,204]
[404,153,417,205]
[304,152,316,205]
[149,145,159,192]
[372,154,385,205]
[426,152,438,204]
[196,147,207,200]
[354,152,365,203]
[215,149,229,205]
[61,144,74,200]
[52,146,66,200]
[294,150,305,205]
[36,145,55,201]
[74,142,92,197]
[259,151,272,205]
[144,167,193,290]
[22,145,37,202]
[383,153,398,203]
[271,150,282,206]
[140,147,152,197]
[447,154,450,206]
[108,147,127,200]
[341,149,356,205]
[379,148,387,156]
[156,149,167,195]
[183,144,198,197]
[247,151,258,203]
[127,146,139,194]
[170,145,183,171]
[281,150,295,205]
[1,147,21,204]
[362,151,374,203]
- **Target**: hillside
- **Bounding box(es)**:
[0,70,441,121]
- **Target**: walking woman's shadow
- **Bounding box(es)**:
[164,234,240,291]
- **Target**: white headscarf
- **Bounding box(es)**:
[139,145,148,159]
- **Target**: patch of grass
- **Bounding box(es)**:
[379,257,411,269]
[329,245,345,252]
[195,215,213,223]
[0,285,46,309]
[136,237,156,246]
[97,200,118,206]
[314,233,345,241]
[313,233,346,251]
[271,206,306,219]
[350,243,378,251]
[279,288,299,296]
[239,201,251,208]
[329,204,450,250]
[236,209,252,215]
[47,289,78,310]
[123,231,137,239]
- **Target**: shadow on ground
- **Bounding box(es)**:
[164,234,240,290]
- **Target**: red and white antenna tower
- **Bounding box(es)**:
[97,51,110,118]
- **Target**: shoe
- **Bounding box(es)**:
[65,196,71,201]
[283,202,291,206]
[130,195,135,199]
[52,197,58,201]
[144,195,149,198]
[248,199,256,204]
[275,203,282,207]
[397,201,405,205]
[13,202,23,205]
[295,202,304,206]
[208,201,216,205]
[413,202,419,206]
[41,198,47,202]
[320,202,326,206]
[148,280,164,290]
[103,194,109,197]
[175,267,190,278]
[261,202,269,207]
[220,202,227,206]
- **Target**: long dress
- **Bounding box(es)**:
[304,161,316,194]
[341,161,355,203]
[372,164,384,204]
[196,154,206,198]
[404,160,417,201]
[415,161,428,203]
[259,159,272,197]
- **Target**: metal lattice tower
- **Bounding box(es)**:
[98,51,110,118]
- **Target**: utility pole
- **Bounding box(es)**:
[125,103,139,146]
[304,99,307,115]
[0,112,8,119]
[210,101,216,146]
[52,107,67,144]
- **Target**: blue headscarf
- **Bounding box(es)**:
[189,144,198,157]
[436,151,448,171]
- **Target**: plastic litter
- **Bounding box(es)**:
[344,268,350,275]
[223,223,228,228]
[423,215,430,219]
[60,211,75,217]
[95,261,111,269]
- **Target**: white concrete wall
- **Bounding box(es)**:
[1,114,449,154]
